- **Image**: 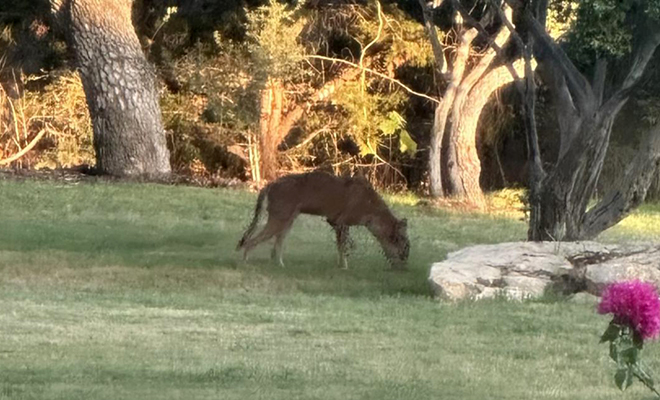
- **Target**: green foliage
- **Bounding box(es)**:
[547,0,579,39]
[334,81,410,156]
[243,0,308,83]
[600,322,659,394]
[565,0,660,62]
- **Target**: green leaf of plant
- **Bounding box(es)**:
[610,342,620,363]
[378,111,405,137]
[620,347,639,364]
[615,368,631,391]
[626,366,634,389]
[399,130,417,155]
[601,323,621,343]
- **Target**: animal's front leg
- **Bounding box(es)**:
[335,225,350,269]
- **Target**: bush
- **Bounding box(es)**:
[1,72,93,169]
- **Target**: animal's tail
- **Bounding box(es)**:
[236,186,269,250]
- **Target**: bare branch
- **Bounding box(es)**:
[505,0,594,111]
[360,0,384,89]
[417,0,447,79]
[460,5,513,92]
[451,0,523,83]
[284,127,331,153]
[0,128,47,166]
[602,28,660,115]
[306,55,440,104]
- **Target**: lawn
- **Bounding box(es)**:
[1,178,659,399]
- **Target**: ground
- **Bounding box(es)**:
[1,176,660,399]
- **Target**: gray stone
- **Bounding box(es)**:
[429,241,660,301]
[585,246,660,294]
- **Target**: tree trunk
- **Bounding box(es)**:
[52,0,171,177]
[511,0,660,241]
[427,28,477,199]
[444,61,525,206]
[529,112,616,240]
[257,67,363,183]
[437,7,517,206]
[418,0,448,198]
[428,105,445,197]
[259,79,285,182]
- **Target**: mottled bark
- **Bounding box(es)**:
[430,28,477,199]
[51,0,171,177]
[443,15,515,206]
[445,61,525,207]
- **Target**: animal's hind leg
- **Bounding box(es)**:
[271,218,295,267]
[241,217,288,261]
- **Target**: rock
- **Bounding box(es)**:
[585,246,660,294]
[569,292,599,305]
[428,241,660,301]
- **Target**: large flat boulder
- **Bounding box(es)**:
[428,241,659,301]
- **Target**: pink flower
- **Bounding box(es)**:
[598,280,660,340]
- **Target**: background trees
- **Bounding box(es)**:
[1,0,660,238]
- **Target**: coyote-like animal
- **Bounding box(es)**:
[237,171,410,269]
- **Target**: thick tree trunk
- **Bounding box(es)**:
[426,28,477,199]
[52,0,171,177]
[438,8,517,206]
[444,61,525,206]
[529,111,617,240]
[507,0,660,241]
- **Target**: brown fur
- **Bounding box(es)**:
[237,171,410,269]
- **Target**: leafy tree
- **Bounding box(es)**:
[510,0,660,240]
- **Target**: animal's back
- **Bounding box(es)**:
[266,171,387,225]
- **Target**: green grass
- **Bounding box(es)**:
[1,178,660,399]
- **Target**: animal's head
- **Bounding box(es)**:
[382,217,410,268]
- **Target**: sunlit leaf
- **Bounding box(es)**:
[399,129,417,155]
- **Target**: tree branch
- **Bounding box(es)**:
[459,6,513,93]
[581,125,660,239]
[452,0,522,83]
[306,55,440,104]
[505,0,594,112]
[602,27,660,116]
[417,0,447,79]
[0,129,47,166]
[593,58,607,106]
[284,127,331,153]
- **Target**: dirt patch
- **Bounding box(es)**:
[0,166,251,190]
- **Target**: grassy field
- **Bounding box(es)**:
[1,178,660,399]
